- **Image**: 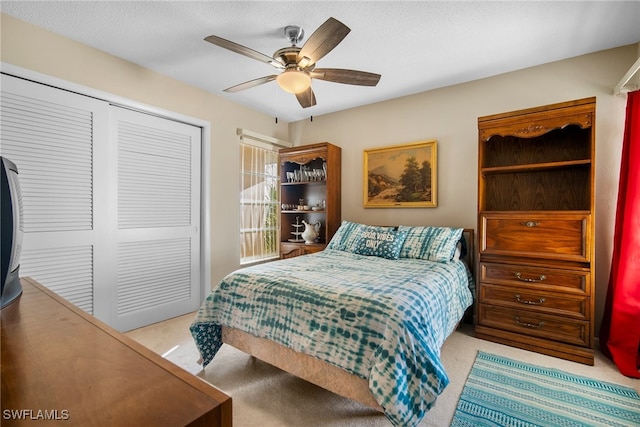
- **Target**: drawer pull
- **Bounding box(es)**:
[515,272,546,283]
[520,221,539,228]
[515,294,546,305]
[515,317,545,328]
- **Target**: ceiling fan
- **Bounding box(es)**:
[204,17,381,108]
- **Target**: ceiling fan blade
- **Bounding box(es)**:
[311,68,381,86]
[205,35,284,69]
[295,87,317,108]
[297,17,350,67]
[224,75,278,93]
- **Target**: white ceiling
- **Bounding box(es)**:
[2,1,639,122]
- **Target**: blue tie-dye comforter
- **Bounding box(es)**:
[190,249,473,427]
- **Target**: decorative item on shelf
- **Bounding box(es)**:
[288,165,326,183]
[311,199,326,211]
[301,220,321,244]
[289,216,305,242]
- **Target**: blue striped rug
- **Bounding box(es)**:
[451,352,640,427]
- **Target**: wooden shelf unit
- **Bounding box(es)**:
[279,142,341,258]
[476,97,596,365]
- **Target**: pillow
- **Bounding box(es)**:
[398,225,463,262]
[326,220,367,252]
[352,225,408,260]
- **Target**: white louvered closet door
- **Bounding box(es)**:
[0,74,110,318]
[1,74,202,331]
[110,107,201,331]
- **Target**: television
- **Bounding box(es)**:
[1,156,24,309]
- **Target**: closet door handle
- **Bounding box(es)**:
[515,272,546,282]
[515,294,545,305]
[515,317,545,328]
[520,221,539,228]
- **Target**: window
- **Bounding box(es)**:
[239,131,288,264]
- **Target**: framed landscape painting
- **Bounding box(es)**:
[363,140,437,208]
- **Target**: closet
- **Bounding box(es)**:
[0,73,202,331]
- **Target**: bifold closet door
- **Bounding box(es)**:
[0,74,202,331]
[109,106,201,331]
[0,74,110,318]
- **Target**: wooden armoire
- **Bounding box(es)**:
[475,97,596,365]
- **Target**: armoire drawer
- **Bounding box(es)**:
[480,263,589,295]
[280,242,325,259]
[480,212,590,262]
[478,304,590,347]
[479,283,589,319]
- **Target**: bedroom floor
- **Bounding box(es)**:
[126,313,639,427]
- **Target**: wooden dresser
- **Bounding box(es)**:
[1,277,232,426]
[475,98,596,365]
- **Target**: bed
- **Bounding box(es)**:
[191,222,475,427]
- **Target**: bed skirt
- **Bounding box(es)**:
[222,326,383,411]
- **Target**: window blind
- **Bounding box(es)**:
[239,132,286,264]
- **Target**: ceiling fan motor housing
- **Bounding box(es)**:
[284,25,304,45]
[273,46,315,72]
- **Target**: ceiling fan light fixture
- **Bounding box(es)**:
[277,69,311,93]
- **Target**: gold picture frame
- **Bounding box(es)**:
[363,140,437,208]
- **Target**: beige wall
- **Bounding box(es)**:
[291,43,639,336]
[2,12,638,337]
[1,13,288,288]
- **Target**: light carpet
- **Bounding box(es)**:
[451,351,640,427]
[126,314,640,427]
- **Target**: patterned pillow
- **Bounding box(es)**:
[326,220,367,252]
[398,226,463,262]
[352,225,408,260]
